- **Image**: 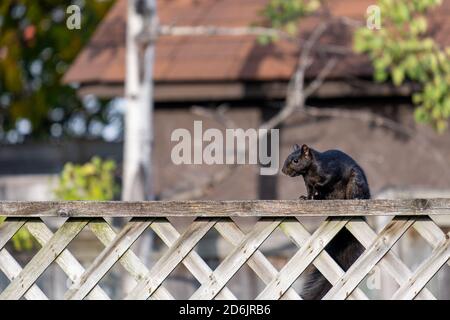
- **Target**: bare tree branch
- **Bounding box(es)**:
[300,105,416,137]
[160,165,237,200]
[160,23,332,200]
[159,105,238,200]
[190,104,236,129]
[303,58,338,98]
[158,25,293,40]
[159,15,449,200]
[300,105,450,176]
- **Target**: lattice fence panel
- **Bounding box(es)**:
[1,201,449,300]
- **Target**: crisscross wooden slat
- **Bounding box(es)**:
[214,219,301,300]
[88,219,173,300]
[324,217,414,300]
[413,219,446,244]
[0,218,88,300]
[65,218,152,300]
[0,249,48,300]
[0,218,48,300]
[392,232,450,300]
[191,218,282,300]
[0,218,27,250]
[256,218,349,300]
[25,219,110,300]
[278,218,368,300]
[413,219,450,269]
[126,218,218,300]
[346,217,436,300]
[151,219,236,300]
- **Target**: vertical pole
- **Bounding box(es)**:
[123,0,157,202]
[122,0,158,295]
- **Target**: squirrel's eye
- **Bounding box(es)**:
[293,159,299,164]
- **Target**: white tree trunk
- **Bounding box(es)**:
[123,0,156,202]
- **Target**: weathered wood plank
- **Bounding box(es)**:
[150,219,236,300]
[65,218,152,300]
[346,218,436,300]
[0,218,88,300]
[126,218,217,300]
[392,232,450,300]
[413,218,450,269]
[0,218,27,250]
[413,219,446,244]
[1,199,450,217]
[214,219,301,300]
[88,219,174,300]
[0,249,48,300]
[324,217,414,300]
[256,218,348,300]
[191,218,281,300]
[278,218,368,300]
[25,219,110,300]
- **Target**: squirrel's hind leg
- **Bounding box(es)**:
[346,169,370,199]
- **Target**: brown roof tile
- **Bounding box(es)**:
[63,0,450,86]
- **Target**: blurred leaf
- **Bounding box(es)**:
[0,0,114,142]
[392,66,405,85]
[54,157,119,201]
[260,0,321,42]
[352,0,450,132]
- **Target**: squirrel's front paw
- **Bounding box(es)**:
[299,195,308,200]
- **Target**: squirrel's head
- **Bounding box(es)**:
[281,144,313,177]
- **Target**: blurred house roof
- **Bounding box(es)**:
[63,0,450,101]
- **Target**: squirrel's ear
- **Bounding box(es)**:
[293,144,301,152]
[301,144,310,155]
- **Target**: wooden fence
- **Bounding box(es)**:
[0,199,449,300]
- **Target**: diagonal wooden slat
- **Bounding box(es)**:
[0,249,48,300]
[25,219,110,300]
[278,218,368,300]
[0,218,88,300]
[126,218,218,300]
[392,232,450,300]
[256,218,348,300]
[346,217,436,300]
[413,218,446,244]
[214,219,301,300]
[191,218,282,300]
[413,218,450,269]
[150,219,236,300]
[88,219,173,300]
[324,217,414,300]
[0,218,27,250]
[65,218,152,300]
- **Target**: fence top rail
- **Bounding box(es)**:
[0,199,450,217]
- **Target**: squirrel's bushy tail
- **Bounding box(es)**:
[301,227,364,300]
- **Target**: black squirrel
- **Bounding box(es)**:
[282,144,370,299]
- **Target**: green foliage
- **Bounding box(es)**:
[0,1,114,142]
[259,0,320,43]
[54,157,119,201]
[261,0,450,132]
[0,215,34,251]
[0,157,118,250]
[354,0,450,132]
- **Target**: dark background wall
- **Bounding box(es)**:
[1,101,450,200]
